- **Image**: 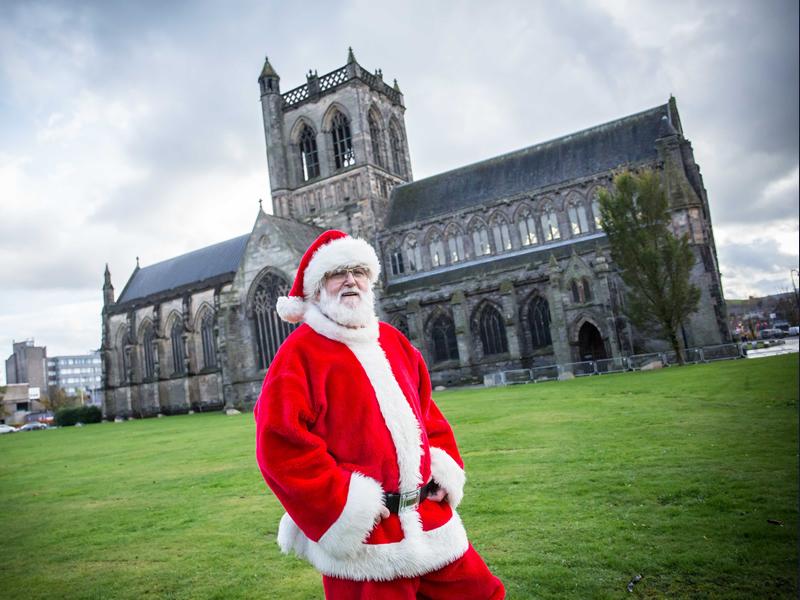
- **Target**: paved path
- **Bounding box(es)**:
[745,336,799,359]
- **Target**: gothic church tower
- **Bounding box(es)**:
[258,49,412,244]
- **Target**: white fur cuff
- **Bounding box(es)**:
[430,447,466,509]
[317,472,385,559]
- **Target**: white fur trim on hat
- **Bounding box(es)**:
[276,296,306,324]
[302,237,381,299]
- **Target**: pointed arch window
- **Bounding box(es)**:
[119,329,130,384]
[471,226,491,256]
[389,122,405,176]
[252,273,296,370]
[403,236,422,272]
[446,229,465,263]
[428,232,445,268]
[299,125,320,181]
[171,320,186,375]
[541,208,561,242]
[142,324,156,380]
[430,313,459,363]
[477,304,508,356]
[571,278,593,304]
[491,218,512,252]
[390,250,405,276]
[331,112,355,169]
[568,202,589,236]
[392,315,410,339]
[591,197,603,230]
[528,297,552,349]
[518,211,538,246]
[368,112,384,168]
[201,312,217,369]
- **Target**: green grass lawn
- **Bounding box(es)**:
[0,355,796,599]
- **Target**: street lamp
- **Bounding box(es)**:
[791,269,799,314]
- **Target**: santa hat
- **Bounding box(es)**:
[276,230,381,323]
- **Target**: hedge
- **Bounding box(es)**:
[55,406,103,427]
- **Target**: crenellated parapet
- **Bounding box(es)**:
[280,50,404,111]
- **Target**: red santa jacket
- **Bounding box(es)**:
[255,303,469,581]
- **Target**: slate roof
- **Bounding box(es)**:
[386,102,675,228]
[116,234,250,305]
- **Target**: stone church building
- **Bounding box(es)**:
[101,50,729,418]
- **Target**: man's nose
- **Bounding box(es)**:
[343,271,357,284]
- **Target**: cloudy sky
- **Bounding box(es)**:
[1,0,797,380]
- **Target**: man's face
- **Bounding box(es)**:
[317,266,376,328]
[322,267,370,309]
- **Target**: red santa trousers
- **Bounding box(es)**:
[321,544,505,600]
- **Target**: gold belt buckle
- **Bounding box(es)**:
[398,489,421,513]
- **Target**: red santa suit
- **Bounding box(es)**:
[254,231,504,598]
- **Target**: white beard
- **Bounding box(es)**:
[318,286,377,328]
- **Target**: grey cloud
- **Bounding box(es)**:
[719,238,798,274]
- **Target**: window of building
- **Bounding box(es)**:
[389,122,405,175]
[331,112,355,169]
[171,321,185,375]
[571,278,593,304]
[252,273,296,370]
[392,315,410,338]
[446,229,465,263]
[428,234,445,268]
[119,332,130,384]
[299,125,320,181]
[16,402,29,411]
[541,209,561,242]
[142,325,156,380]
[368,112,383,168]
[430,313,459,363]
[390,250,405,276]
[591,197,603,230]
[518,212,538,246]
[491,220,512,252]
[477,304,508,356]
[403,236,422,272]
[471,226,491,256]
[528,296,552,348]
[201,313,217,369]
[568,203,589,236]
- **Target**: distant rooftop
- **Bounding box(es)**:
[386,101,678,228]
[116,234,250,305]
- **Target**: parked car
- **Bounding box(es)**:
[18,422,49,431]
[0,424,18,434]
[788,326,799,336]
[758,328,787,340]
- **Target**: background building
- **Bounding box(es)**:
[0,383,46,426]
[5,339,48,393]
[47,351,103,406]
[102,50,729,417]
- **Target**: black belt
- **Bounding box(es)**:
[383,481,439,514]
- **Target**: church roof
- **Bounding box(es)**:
[386,102,675,228]
[116,234,250,305]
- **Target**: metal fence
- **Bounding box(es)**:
[485,342,752,387]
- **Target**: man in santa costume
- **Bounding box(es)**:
[254,230,505,599]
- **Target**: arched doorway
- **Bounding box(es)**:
[578,322,607,361]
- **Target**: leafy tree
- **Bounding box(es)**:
[42,386,77,413]
[598,170,701,364]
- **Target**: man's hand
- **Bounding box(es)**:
[375,505,390,523]
[427,487,448,503]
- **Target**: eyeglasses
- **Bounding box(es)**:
[325,267,370,283]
